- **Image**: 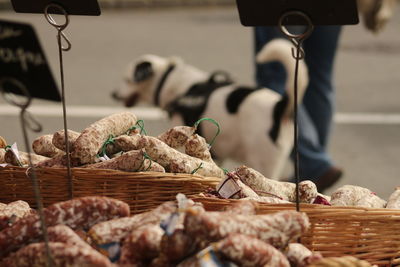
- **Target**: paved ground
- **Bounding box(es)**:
[1,6,400,198]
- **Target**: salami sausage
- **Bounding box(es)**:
[88,201,176,245]
[140,136,224,178]
[0,148,6,164]
[387,187,400,209]
[5,149,49,166]
[0,201,33,231]
[32,134,63,158]
[52,129,80,151]
[330,185,386,208]
[72,112,137,164]
[285,243,323,267]
[184,134,214,163]
[157,126,195,149]
[0,196,130,258]
[0,242,113,267]
[214,233,290,267]
[84,149,165,173]
[184,209,309,249]
[119,224,164,265]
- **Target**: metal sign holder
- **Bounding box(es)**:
[278,11,314,212]
[0,78,54,266]
[44,4,74,200]
[235,0,359,212]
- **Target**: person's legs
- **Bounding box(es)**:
[254,26,343,190]
[297,26,342,184]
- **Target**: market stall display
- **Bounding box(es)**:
[0,196,381,266]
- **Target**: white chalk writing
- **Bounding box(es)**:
[0,26,22,40]
[0,47,45,72]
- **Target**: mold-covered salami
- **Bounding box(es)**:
[0,196,130,258]
[299,180,319,203]
[387,187,400,209]
[119,224,164,265]
[159,229,195,264]
[224,199,258,215]
[330,185,386,208]
[140,136,224,178]
[88,201,176,245]
[35,154,80,168]
[184,209,309,249]
[0,148,6,164]
[184,134,214,163]
[214,234,290,267]
[47,224,92,248]
[72,112,137,164]
[0,242,113,267]
[285,243,323,267]
[32,134,64,158]
[0,136,6,148]
[235,166,296,201]
[157,126,195,149]
[0,200,33,231]
[235,166,318,203]
[113,135,141,152]
[5,149,49,166]
[52,129,80,151]
[84,149,165,173]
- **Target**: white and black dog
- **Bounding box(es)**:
[112,39,308,180]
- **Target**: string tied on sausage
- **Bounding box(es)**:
[191,162,203,174]
[193,118,220,148]
[127,119,147,135]
[136,150,153,171]
[98,134,116,158]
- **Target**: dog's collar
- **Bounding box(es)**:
[154,64,176,106]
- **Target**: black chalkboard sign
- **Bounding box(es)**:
[236,0,359,26]
[11,0,101,16]
[0,19,61,102]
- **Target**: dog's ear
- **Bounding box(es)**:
[134,61,154,82]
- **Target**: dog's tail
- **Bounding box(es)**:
[256,38,309,115]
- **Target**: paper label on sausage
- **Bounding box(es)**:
[197,246,236,267]
[99,154,111,162]
[216,176,241,199]
[10,143,22,166]
[160,212,180,236]
[97,242,121,262]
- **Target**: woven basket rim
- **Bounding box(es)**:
[0,166,221,182]
[192,196,400,216]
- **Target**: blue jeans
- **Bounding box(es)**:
[254,26,342,180]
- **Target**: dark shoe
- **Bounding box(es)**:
[314,167,343,193]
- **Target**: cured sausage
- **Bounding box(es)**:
[0,242,113,267]
[72,112,137,164]
[0,196,130,258]
[32,134,63,158]
[52,129,80,151]
[214,234,290,267]
[184,209,309,249]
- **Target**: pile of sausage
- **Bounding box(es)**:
[0,112,224,178]
[209,165,400,209]
[0,196,375,267]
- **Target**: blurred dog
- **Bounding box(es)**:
[112,39,308,179]
[357,0,397,33]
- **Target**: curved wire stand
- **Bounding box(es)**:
[0,78,54,267]
[44,3,73,199]
[278,11,314,212]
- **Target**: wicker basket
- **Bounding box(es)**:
[193,197,400,266]
[0,166,219,214]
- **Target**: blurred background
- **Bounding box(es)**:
[0,0,399,198]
